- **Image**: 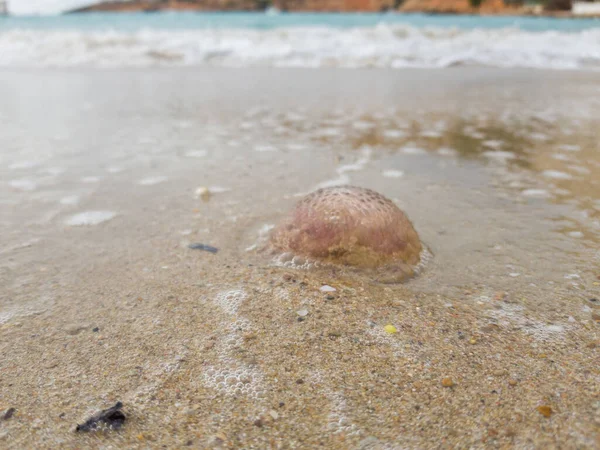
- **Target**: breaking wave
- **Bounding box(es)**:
[1,25,599,69]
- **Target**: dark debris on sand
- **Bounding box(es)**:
[75,402,126,432]
[188,243,219,254]
[2,407,15,421]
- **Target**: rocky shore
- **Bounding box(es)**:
[67,0,562,15]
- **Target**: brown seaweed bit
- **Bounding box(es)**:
[75,402,126,432]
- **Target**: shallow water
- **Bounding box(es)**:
[1,68,599,447]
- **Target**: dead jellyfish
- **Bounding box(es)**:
[269,185,426,282]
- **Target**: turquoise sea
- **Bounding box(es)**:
[1,11,599,31]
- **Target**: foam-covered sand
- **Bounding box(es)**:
[0,68,599,448]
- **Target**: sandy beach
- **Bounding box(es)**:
[1,68,599,448]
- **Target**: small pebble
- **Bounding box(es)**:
[384,324,398,334]
[194,186,211,201]
[320,285,336,293]
[269,410,279,420]
[296,309,309,317]
[536,405,553,418]
[493,370,506,377]
[508,379,518,386]
[441,378,454,388]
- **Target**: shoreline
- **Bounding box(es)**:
[1,67,599,448]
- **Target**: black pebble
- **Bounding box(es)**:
[92,327,99,332]
[76,402,126,432]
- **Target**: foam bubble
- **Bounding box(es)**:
[138,176,168,186]
[9,160,42,170]
[81,176,100,183]
[254,145,277,152]
[402,145,426,155]
[483,151,516,162]
[203,364,264,399]
[542,170,573,180]
[64,211,116,226]
[59,195,80,205]
[437,147,457,156]
[558,144,581,152]
[214,290,247,316]
[185,150,207,158]
[522,189,551,198]
[382,169,404,178]
[382,129,405,139]
[9,179,38,191]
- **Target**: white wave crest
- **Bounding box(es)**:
[0,25,599,69]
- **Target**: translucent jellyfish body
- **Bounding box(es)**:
[269,186,426,282]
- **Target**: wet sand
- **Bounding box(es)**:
[1,68,599,448]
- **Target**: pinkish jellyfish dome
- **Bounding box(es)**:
[270,186,424,280]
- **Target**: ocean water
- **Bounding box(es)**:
[0,12,599,69]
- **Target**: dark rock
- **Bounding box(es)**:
[2,408,15,421]
[76,402,126,432]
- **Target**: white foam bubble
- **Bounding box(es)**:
[64,211,116,226]
[185,150,207,158]
[9,179,38,191]
[203,364,264,399]
[522,189,551,198]
[401,145,426,155]
[81,176,100,183]
[382,129,405,139]
[138,176,168,186]
[214,290,247,315]
[483,151,516,162]
[483,140,503,149]
[542,170,573,180]
[9,160,42,170]
[254,145,277,152]
[558,144,581,152]
[382,169,404,178]
[437,147,457,156]
[59,195,80,205]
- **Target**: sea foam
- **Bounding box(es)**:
[0,26,599,70]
